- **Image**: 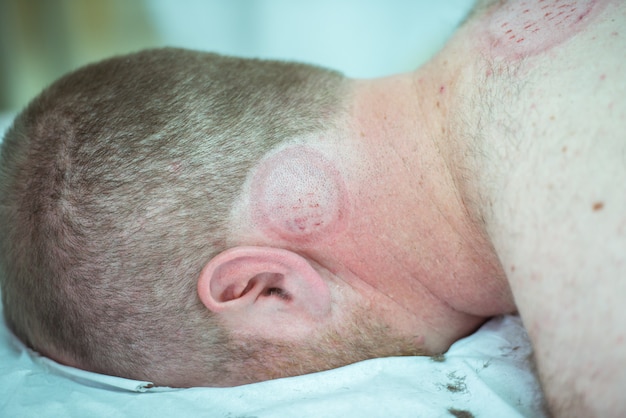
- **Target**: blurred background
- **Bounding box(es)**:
[0,0,474,114]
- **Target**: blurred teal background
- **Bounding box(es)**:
[0,0,474,113]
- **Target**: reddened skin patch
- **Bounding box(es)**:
[250,146,348,243]
[485,0,605,58]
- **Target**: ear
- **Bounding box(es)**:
[197,246,331,337]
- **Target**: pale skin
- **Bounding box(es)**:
[197,0,625,416]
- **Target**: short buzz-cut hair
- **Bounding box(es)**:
[0,48,348,387]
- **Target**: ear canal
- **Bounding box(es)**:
[255,272,291,300]
[220,272,285,303]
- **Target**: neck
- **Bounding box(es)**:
[338,64,515,321]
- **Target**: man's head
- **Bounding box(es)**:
[0,48,432,387]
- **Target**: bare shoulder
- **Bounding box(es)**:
[449,1,626,416]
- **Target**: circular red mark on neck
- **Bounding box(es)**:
[487,0,602,58]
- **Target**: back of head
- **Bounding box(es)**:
[0,48,347,386]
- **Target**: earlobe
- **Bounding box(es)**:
[197,246,331,320]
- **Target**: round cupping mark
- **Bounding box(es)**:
[487,0,601,57]
[251,146,348,243]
